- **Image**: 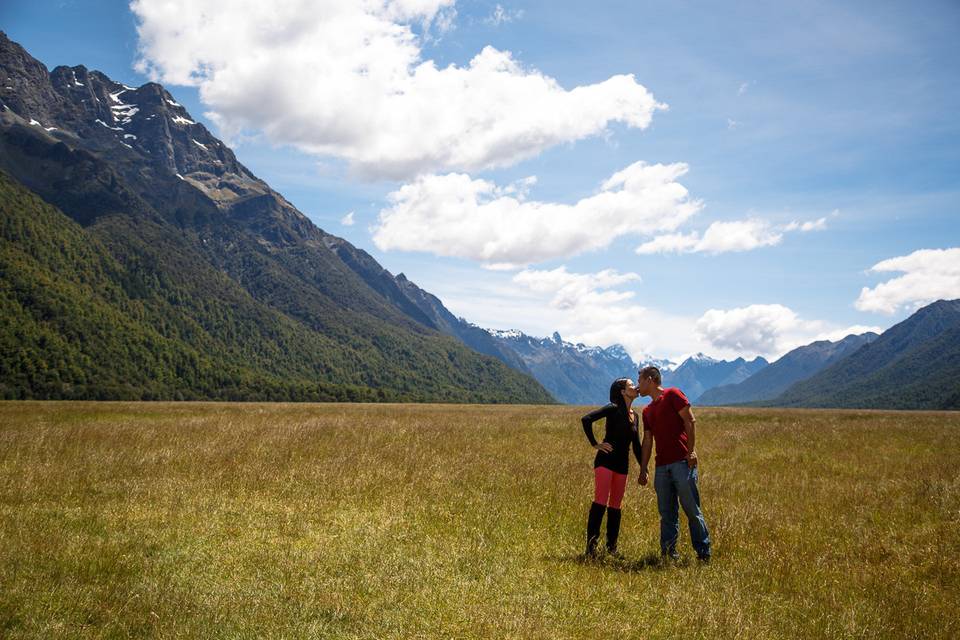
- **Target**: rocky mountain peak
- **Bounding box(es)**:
[0,31,63,123]
[1,30,262,208]
[604,344,631,359]
[1,32,331,250]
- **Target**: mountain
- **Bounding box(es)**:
[480,330,662,405]
[0,32,553,403]
[663,353,769,402]
[320,241,534,375]
[311,238,680,406]
[697,332,879,405]
[763,299,960,409]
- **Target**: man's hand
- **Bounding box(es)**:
[595,442,613,454]
[686,451,698,468]
[638,469,649,486]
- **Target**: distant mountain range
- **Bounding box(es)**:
[478,329,673,405]
[698,332,878,405]
[473,326,774,406]
[491,298,960,410]
[662,353,769,402]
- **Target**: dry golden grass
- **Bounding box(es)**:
[1,401,958,639]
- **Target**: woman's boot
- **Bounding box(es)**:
[606,507,622,556]
[585,502,606,557]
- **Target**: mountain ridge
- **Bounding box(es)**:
[0,32,553,403]
[698,332,879,405]
[760,300,960,409]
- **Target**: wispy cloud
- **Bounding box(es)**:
[485,4,524,26]
[636,216,828,256]
[783,217,827,232]
[506,266,703,360]
[513,267,640,310]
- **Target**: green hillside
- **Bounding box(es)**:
[0,170,552,403]
[698,333,877,406]
[764,300,960,410]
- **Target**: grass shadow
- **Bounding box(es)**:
[544,551,696,573]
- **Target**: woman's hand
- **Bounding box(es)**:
[594,442,613,454]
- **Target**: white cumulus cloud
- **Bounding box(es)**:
[695,304,881,357]
[130,0,665,179]
[636,216,828,255]
[371,161,701,266]
[696,304,800,354]
[855,247,960,314]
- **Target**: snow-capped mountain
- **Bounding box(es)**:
[663,353,769,402]
[482,329,650,404]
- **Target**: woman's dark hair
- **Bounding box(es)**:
[609,378,630,411]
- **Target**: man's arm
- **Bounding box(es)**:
[679,405,697,468]
[638,430,653,485]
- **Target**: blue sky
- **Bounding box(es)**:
[4,0,959,360]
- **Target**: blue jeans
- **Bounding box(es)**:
[654,460,711,557]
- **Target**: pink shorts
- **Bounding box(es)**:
[593,466,627,509]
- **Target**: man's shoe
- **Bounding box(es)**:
[697,554,711,564]
[661,548,680,561]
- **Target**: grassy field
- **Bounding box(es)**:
[1,402,958,639]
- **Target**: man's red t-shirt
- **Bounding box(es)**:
[642,387,691,467]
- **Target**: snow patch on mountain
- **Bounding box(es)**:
[95,118,124,131]
[487,328,524,340]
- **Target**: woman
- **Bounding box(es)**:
[581,377,642,557]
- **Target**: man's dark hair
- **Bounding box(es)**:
[639,365,662,385]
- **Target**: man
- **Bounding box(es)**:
[636,365,711,562]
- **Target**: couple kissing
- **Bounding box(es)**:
[580,365,711,562]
